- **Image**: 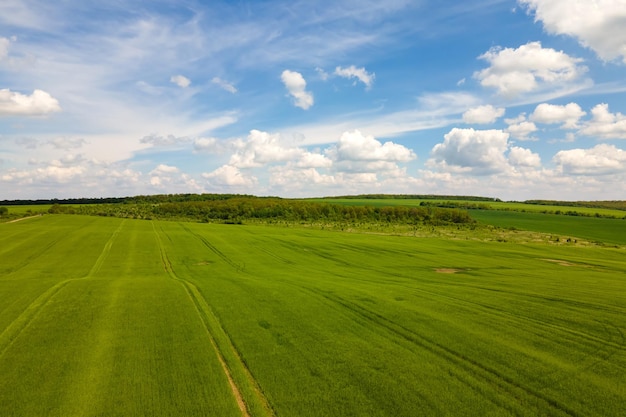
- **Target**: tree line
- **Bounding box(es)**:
[47,195,475,226]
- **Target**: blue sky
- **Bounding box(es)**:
[1,0,626,200]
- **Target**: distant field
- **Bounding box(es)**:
[1,215,625,416]
[470,210,626,246]
[0,205,50,221]
[311,198,626,246]
[312,198,626,218]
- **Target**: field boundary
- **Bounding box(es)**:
[152,223,275,417]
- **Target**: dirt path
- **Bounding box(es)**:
[5,214,43,223]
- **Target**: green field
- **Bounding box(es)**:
[1,214,625,416]
[313,198,626,219]
[470,210,626,246]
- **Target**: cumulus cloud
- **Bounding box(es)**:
[294,152,333,169]
[212,77,237,93]
[281,70,314,110]
[506,120,538,141]
[334,65,375,89]
[202,164,258,187]
[141,133,190,147]
[170,75,191,88]
[230,130,303,168]
[193,137,223,153]
[270,167,335,188]
[474,41,587,96]
[463,105,505,124]
[579,103,626,139]
[553,144,626,174]
[148,164,202,191]
[509,146,541,167]
[519,0,626,63]
[531,102,586,129]
[428,128,510,174]
[1,164,85,184]
[150,164,179,175]
[0,89,61,116]
[326,130,415,174]
[329,130,415,162]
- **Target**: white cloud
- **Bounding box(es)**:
[579,103,626,139]
[48,137,87,150]
[281,70,314,110]
[1,163,85,184]
[519,0,626,63]
[230,130,303,168]
[315,67,329,81]
[334,65,375,89]
[170,74,191,88]
[140,134,190,147]
[294,152,332,169]
[0,89,61,116]
[329,130,415,162]
[150,164,179,175]
[506,120,538,140]
[553,144,626,174]
[0,37,10,60]
[428,128,510,174]
[202,164,258,187]
[325,130,415,175]
[474,41,587,97]
[462,105,505,124]
[270,167,335,188]
[509,146,541,167]
[531,102,586,129]
[148,164,202,191]
[212,77,237,93]
[193,137,221,153]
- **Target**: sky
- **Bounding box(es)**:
[1,0,626,201]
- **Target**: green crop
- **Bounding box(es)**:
[1,215,624,416]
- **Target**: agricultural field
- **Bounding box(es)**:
[313,198,626,219]
[1,213,625,416]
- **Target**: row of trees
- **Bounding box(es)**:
[52,196,475,226]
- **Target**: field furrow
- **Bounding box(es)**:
[153,223,275,417]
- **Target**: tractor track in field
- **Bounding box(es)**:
[178,223,246,272]
[300,285,584,417]
[0,233,64,278]
[317,254,626,356]
[0,220,125,360]
[405,282,626,353]
[152,223,275,417]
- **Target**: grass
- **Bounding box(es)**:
[1,214,625,416]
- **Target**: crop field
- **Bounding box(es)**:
[469,210,626,246]
[1,214,625,416]
[313,198,626,219]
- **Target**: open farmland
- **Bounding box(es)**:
[1,214,625,416]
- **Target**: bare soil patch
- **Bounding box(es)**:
[542,258,583,267]
[435,268,463,274]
